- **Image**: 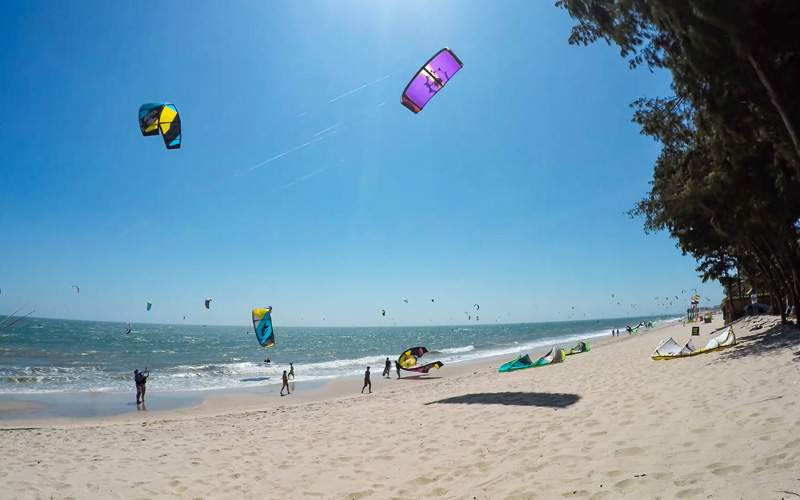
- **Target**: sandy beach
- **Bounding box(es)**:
[2,316,799,499]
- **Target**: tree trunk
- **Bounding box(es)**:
[747,52,800,168]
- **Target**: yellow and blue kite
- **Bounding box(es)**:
[138,102,181,150]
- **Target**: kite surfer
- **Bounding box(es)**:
[264,358,271,364]
[382,357,391,378]
[395,360,402,379]
[288,363,295,380]
[280,370,290,396]
[361,366,372,394]
[134,368,150,405]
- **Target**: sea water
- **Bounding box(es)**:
[0,315,679,394]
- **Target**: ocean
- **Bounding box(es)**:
[0,315,679,395]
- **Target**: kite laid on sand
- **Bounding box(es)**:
[651,327,736,360]
[498,347,566,373]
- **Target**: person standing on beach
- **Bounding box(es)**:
[281,370,290,396]
[395,360,402,379]
[135,368,150,404]
[134,369,142,404]
[361,366,372,394]
[382,357,391,378]
[288,363,295,380]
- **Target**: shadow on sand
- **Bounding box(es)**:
[716,321,800,362]
[425,391,580,408]
[398,376,443,381]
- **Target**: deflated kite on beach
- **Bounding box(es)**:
[398,346,443,373]
[401,48,463,113]
[651,327,736,360]
[252,307,275,348]
[567,341,590,355]
[138,102,181,150]
[498,354,534,373]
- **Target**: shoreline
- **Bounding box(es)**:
[4,315,798,498]
[0,318,680,428]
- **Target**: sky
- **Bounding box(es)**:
[0,1,721,327]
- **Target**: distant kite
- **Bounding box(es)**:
[380,309,386,317]
[474,303,480,311]
[204,298,212,309]
[138,102,181,150]
[403,298,409,303]
[401,48,463,113]
[146,301,152,311]
[72,285,80,294]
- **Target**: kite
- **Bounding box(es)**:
[401,48,463,113]
[146,301,152,311]
[474,303,480,311]
[72,285,80,294]
[138,102,181,150]
[204,298,212,309]
[252,306,275,347]
[397,346,443,373]
[403,298,409,303]
[380,309,386,317]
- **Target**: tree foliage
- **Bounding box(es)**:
[556,0,800,320]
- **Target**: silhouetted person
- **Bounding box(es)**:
[382,357,391,378]
[280,370,290,396]
[361,366,371,394]
[288,363,295,380]
[395,360,402,379]
[134,368,150,404]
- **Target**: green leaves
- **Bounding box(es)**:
[558,0,800,316]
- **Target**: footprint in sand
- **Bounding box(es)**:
[614,446,645,457]
[561,489,590,497]
[675,487,705,498]
[346,489,374,499]
[613,478,637,492]
[711,464,742,476]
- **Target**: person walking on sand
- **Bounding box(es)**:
[382,357,391,378]
[288,363,295,380]
[361,366,372,394]
[395,360,402,379]
[280,370,290,396]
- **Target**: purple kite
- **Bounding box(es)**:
[401,48,463,113]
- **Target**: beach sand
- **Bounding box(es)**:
[2,316,799,499]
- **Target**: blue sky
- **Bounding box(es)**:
[0,1,720,326]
